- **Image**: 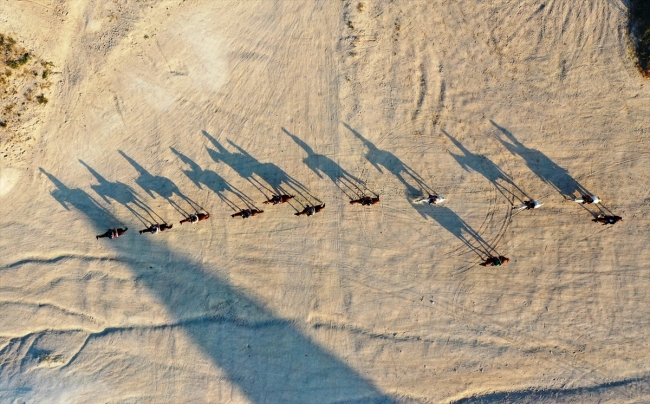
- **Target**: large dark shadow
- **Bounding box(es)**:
[414,204,498,260]
[490,121,591,199]
[282,128,367,199]
[170,147,255,211]
[41,168,396,404]
[78,160,164,226]
[443,129,529,203]
[203,131,318,205]
[119,150,204,217]
[343,123,435,198]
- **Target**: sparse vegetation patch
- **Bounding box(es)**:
[629,0,650,77]
[0,33,53,164]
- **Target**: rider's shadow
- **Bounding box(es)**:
[203,130,317,204]
[490,120,591,199]
[443,129,529,203]
[170,147,255,211]
[39,168,119,227]
[78,160,164,226]
[119,150,203,217]
[343,122,435,198]
[282,128,366,199]
[415,204,497,260]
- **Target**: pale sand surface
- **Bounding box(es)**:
[1,0,649,403]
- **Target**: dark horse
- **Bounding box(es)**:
[350,196,380,206]
[231,209,264,219]
[480,256,510,267]
[295,204,325,216]
[139,223,173,235]
[96,228,128,240]
[593,214,622,225]
[180,213,210,225]
[263,194,295,205]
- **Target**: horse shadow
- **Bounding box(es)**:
[39,168,120,228]
[119,150,204,217]
[442,129,529,203]
[203,130,318,207]
[282,128,367,199]
[78,160,164,226]
[343,123,435,198]
[41,170,396,404]
[490,120,591,199]
[415,204,498,260]
[170,147,256,211]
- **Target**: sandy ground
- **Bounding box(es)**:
[1,0,649,403]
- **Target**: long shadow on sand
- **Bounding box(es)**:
[282,128,367,199]
[443,129,529,203]
[414,204,498,260]
[203,131,318,204]
[41,169,396,404]
[118,150,204,217]
[343,123,435,198]
[78,160,165,226]
[490,120,591,199]
[170,147,256,211]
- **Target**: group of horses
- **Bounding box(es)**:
[96,190,622,267]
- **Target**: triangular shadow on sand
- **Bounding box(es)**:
[41,169,397,404]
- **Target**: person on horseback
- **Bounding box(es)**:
[480,256,510,267]
[263,194,294,205]
[180,212,210,225]
[96,228,128,240]
[295,204,325,216]
[231,208,264,219]
[139,223,173,234]
[593,214,622,225]
[350,195,380,206]
[574,194,600,204]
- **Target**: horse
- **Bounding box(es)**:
[480,256,510,267]
[593,214,622,225]
[139,223,173,235]
[513,200,543,211]
[413,194,446,205]
[573,195,600,204]
[231,209,264,219]
[96,228,128,240]
[295,204,325,216]
[350,195,380,206]
[180,213,210,225]
[263,194,295,205]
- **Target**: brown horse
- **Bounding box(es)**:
[350,195,380,206]
[139,223,173,235]
[231,209,264,219]
[263,194,295,205]
[295,204,325,216]
[480,256,510,267]
[180,213,210,225]
[593,214,622,225]
[96,228,128,240]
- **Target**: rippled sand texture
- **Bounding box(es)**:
[0,0,648,403]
